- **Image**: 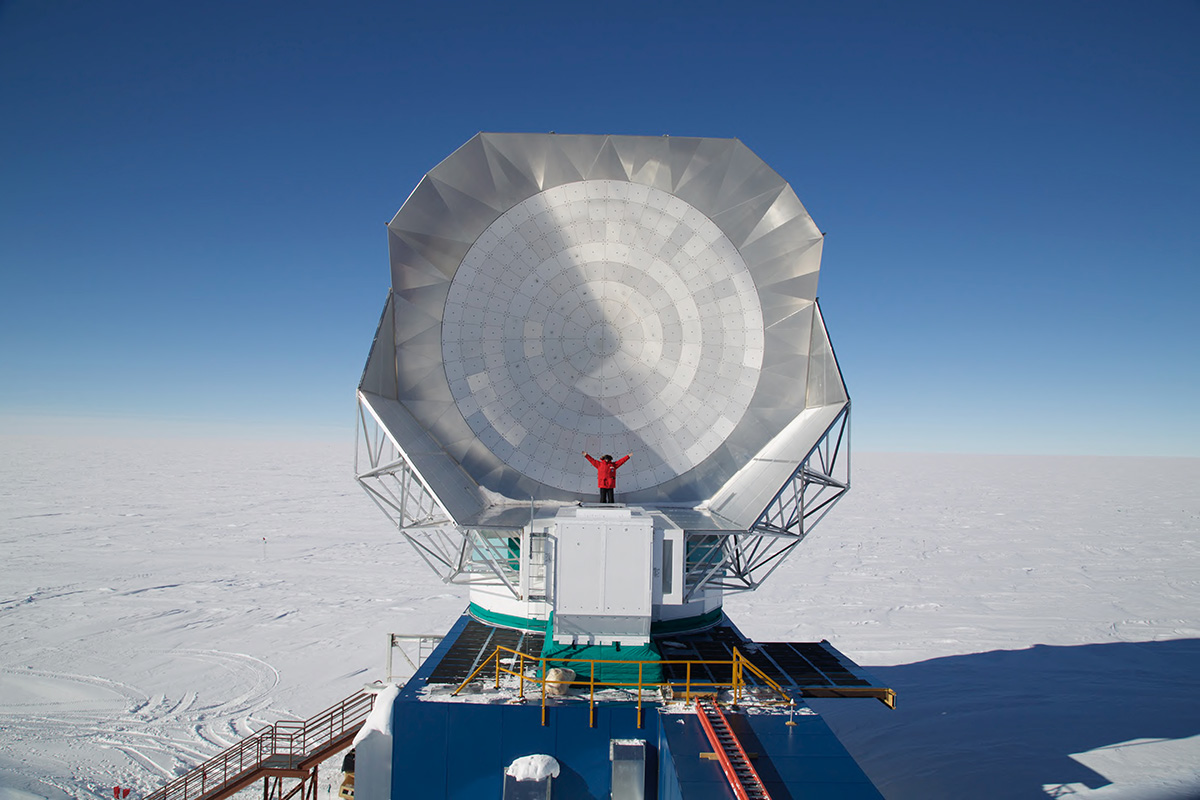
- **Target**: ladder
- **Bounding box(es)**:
[694,697,772,800]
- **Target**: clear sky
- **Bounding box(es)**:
[1,0,1196,455]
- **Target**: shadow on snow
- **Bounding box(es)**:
[808,638,1200,800]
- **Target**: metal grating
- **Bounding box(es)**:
[419,616,890,705]
[654,625,879,693]
[425,618,545,685]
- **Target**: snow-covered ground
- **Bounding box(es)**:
[1,436,1197,799]
[727,453,1200,800]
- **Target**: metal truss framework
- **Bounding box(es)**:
[357,392,850,602]
[684,405,851,599]
[356,396,521,596]
[355,397,449,529]
[386,633,446,683]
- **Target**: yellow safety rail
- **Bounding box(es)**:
[452,646,792,727]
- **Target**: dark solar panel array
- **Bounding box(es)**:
[752,643,871,688]
[658,624,740,685]
[425,619,873,693]
[425,619,545,685]
[656,626,871,689]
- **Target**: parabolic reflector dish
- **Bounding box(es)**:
[359,133,847,526]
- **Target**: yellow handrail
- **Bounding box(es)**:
[451,646,793,728]
[732,647,790,702]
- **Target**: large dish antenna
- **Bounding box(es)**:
[357,133,849,595]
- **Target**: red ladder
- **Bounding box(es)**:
[694,697,772,800]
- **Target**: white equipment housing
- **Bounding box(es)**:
[553,506,654,646]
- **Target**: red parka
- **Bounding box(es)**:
[584,454,629,489]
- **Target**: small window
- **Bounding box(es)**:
[662,539,673,595]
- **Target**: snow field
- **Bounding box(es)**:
[726,453,1200,799]
[1,438,1197,798]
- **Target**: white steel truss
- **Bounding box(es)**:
[358,393,849,602]
[683,405,851,598]
[356,395,522,596]
[355,397,450,529]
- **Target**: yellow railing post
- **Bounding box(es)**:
[633,662,643,734]
[541,666,548,726]
[731,647,789,705]
[733,651,742,703]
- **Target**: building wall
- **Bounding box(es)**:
[390,697,661,799]
[657,710,885,800]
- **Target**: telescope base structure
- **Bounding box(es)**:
[353,612,892,799]
[465,504,725,652]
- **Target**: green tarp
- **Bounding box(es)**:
[539,640,664,685]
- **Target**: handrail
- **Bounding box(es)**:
[732,650,790,702]
[145,691,375,800]
[453,646,793,728]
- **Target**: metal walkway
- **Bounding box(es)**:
[145,691,374,800]
[694,697,772,800]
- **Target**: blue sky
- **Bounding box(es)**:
[1,0,1196,455]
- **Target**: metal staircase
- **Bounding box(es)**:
[694,697,773,800]
[145,691,375,800]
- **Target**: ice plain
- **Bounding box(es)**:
[0,434,1197,799]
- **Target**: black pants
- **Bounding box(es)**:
[599,487,614,504]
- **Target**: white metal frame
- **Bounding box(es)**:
[358,392,850,602]
[385,633,445,683]
[356,397,523,596]
[683,405,851,598]
[355,398,450,529]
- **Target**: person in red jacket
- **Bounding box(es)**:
[582,451,631,504]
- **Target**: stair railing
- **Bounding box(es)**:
[145,691,375,800]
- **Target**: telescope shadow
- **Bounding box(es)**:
[807,638,1200,800]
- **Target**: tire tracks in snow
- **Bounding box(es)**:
[0,648,281,795]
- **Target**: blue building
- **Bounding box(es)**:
[357,610,892,799]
